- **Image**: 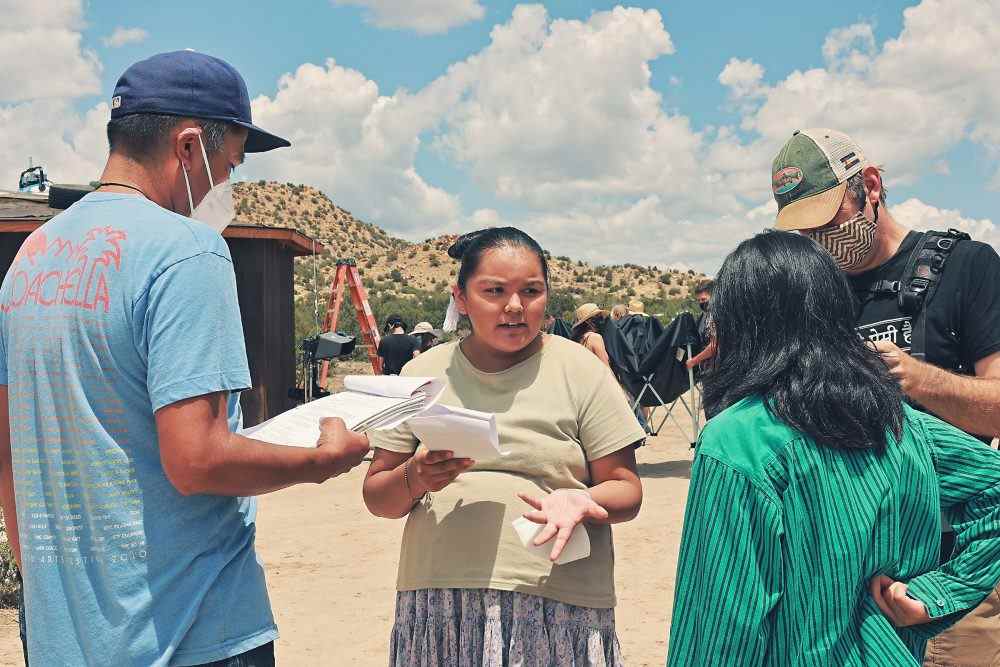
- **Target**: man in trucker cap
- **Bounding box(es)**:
[772,128,1000,666]
[0,51,370,665]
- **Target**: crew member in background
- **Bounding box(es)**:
[378,315,420,375]
[409,321,440,354]
[687,280,716,372]
[572,303,611,367]
[693,280,713,344]
[610,304,629,321]
[771,127,1000,667]
[627,300,649,318]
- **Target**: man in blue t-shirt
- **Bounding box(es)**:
[0,51,370,666]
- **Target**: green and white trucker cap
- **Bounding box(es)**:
[771,128,867,231]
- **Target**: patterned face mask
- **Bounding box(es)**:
[805,209,877,271]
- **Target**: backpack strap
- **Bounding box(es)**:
[897,229,970,361]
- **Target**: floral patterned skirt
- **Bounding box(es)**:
[389,588,625,667]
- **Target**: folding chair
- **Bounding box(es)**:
[603,312,702,446]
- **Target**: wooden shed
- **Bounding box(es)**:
[0,191,321,427]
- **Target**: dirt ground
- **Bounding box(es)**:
[0,418,695,666]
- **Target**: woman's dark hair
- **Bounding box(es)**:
[571,317,603,343]
[416,332,437,353]
[448,227,550,289]
[703,231,903,451]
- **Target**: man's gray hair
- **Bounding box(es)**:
[106,113,228,162]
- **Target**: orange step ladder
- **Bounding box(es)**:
[318,259,382,388]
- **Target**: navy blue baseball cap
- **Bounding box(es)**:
[110,50,290,153]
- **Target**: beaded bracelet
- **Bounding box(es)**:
[403,459,417,500]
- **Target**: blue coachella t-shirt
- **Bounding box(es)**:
[0,193,276,666]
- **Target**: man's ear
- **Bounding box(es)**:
[862,165,883,208]
[172,123,202,172]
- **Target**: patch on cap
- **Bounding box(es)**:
[772,166,803,195]
[111,95,122,110]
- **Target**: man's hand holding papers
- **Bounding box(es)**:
[242,376,446,448]
[315,417,371,478]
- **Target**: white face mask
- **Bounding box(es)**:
[181,133,234,233]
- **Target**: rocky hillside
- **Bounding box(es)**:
[233,182,707,308]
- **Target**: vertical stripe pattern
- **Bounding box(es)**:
[667,398,1000,666]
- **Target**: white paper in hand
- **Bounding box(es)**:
[408,404,502,460]
[240,376,444,447]
[511,517,591,565]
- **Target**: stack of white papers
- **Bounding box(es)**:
[408,404,504,460]
[240,376,445,448]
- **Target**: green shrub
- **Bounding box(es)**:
[0,511,20,608]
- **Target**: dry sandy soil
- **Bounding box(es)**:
[0,420,695,666]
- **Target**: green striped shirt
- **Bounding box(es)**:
[667,397,1000,666]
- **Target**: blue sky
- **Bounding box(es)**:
[3,1,997,270]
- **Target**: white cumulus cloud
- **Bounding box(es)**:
[247,59,463,235]
[102,27,148,48]
[822,22,876,74]
[0,0,107,186]
[721,0,1000,189]
[719,58,765,100]
[7,0,997,276]
[0,0,101,103]
[332,0,485,34]
[0,101,109,188]
[893,198,998,248]
[435,5,700,209]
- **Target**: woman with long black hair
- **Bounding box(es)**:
[667,231,1000,666]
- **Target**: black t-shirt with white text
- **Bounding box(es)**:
[849,231,1000,376]
[378,333,419,375]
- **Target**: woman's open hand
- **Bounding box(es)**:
[517,489,608,562]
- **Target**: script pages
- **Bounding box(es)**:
[240,376,445,448]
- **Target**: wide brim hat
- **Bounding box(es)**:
[410,322,438,336]
[771,128,867,231]
[573,303,607,329]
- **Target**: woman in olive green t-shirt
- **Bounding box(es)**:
[364,227,645,667]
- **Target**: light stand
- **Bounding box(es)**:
[291,331,358,404]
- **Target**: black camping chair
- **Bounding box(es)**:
[602,312,702,445]
[617,313,664,360]
[551,318,573,339]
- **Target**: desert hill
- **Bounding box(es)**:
[234,182,707,319]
